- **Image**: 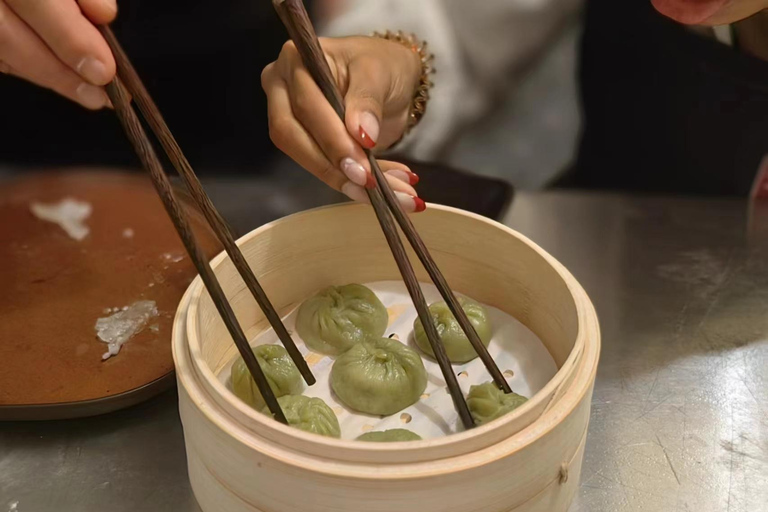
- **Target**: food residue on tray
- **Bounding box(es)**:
[162,252,184,263]
[95,300,159,360]
[29,197,92,241]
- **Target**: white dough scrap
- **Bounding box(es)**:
[30,197,92,241]
[95,300,159,360]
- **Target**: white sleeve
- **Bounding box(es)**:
[320,0,583,160]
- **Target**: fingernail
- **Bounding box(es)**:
[76,83,109,109]
[394,191,421,213]
[359,111,379,149]
[414,197,427,213]
[365,172,376,189]
[340,158,368,186]
[386,169,420,186]
[77,57,110,85]
[341,182,370,203]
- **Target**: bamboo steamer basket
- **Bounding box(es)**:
[172,203,600,512]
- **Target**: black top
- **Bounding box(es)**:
[568,0,768,195]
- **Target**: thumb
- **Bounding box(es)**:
[344,62,388,150]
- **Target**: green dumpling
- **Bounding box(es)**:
[261,395,341,438]
[413,297,492,363]
[296,284,388,355]
[231,344,304,410]
[466,381,527,425]
[331,337,427,416]
[357,429,422,442]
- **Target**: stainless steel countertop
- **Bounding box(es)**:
[3,190,767,512]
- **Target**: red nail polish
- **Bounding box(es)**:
[359,126,376,149]
[408,172,420,185]
[414,197,426,213]
[365,172,376,189]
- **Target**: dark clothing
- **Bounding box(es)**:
[568,0,768,196]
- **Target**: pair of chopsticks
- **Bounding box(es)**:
[102,0,511,431]
[273,0,512,429]
[97,26,315,424]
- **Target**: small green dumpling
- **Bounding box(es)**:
[357,429,422,442]
[296,284,388,355]
[261,395,341,438]
[413,297,492,363]
[231,344,303,410]
[466,381,528,425]
[331,337,427,416]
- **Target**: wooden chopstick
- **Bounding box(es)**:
[272,2,508,392]
[370,163,512,394]
[97,26,315,389]
[272,0,507,428]
[104,74,288,424]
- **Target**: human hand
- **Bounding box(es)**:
[652,0,768,25]
[0,0,117,110]
[262,36,425,211]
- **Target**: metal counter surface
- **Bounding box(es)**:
[2,189,767,512]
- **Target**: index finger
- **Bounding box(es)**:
[5,0,116,85]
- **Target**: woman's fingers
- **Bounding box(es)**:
[264,66,349,191]
[378,160,425,213]
[286,64,373,187]
[0,1,109,109]
[262,42,425,212]
[339,179,424,213]
[380,160,420,186]
[262,75,423,212]
[341,162,424,212]
[5,0,115,85]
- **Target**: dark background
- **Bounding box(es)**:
[0,0,292,172]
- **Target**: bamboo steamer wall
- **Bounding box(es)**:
[172,204,600,512]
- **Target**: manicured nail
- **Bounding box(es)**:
[386,169,419,186]
[365,172,376,189]
[340,157,367,186]
[76,83,109,109]
[359,111,379,149]
[77,57,110,85]
[341,182,369,203]
[393,192,421,213]
[414,197,427,213]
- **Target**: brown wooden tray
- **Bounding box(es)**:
[0,169,220,420]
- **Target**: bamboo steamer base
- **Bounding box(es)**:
[172,203,600,512]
